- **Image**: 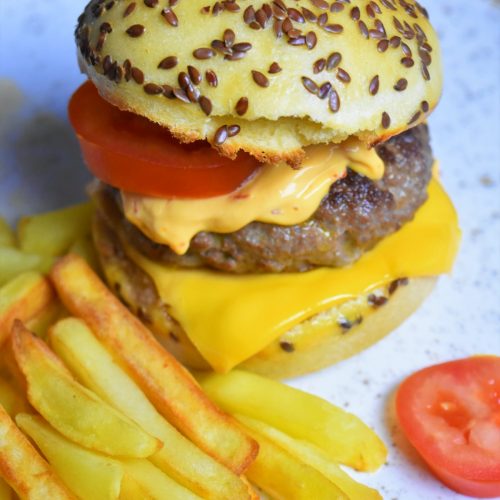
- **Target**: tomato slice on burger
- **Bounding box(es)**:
[396,356,500,498]
[68,81,261,198]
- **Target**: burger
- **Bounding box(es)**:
[70,0,460,378]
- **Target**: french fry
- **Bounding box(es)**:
[0,404,74,499]
[0,219,15,248]
[17,202,93,257]
[16,413,124,500]
[0,272,56,345]
[237,414,381,500]
[0,477,13,500]
[0,248,53,287]
[121,459,201,500]
[50,317,253,500]
[11,321,161,458]
[239,419,347,500]
[198,370,387,472]
[0,377,29,417]
[50,255,258,474]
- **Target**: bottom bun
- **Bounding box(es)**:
[93,211,436,379]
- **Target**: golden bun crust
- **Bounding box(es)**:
[76,0,441,166]
[92,210,436,379]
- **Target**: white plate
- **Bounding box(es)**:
[1,1,499,498]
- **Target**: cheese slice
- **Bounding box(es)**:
[127,179,460,373]
[122,139,384,254]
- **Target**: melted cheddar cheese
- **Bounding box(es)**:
[126,179,460,373]
[122,139,384,254]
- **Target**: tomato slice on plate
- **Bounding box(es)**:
[396,356,500,498]
[68,81,261,198]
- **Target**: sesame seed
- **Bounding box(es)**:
[178,71,191,90]
[188,65,202,85]
[377,39,389,52]
[350,6,360,20]
[224,28,235,47]
[394,78,408,91]
[329,89,340,112]
[313,58,326,74]
[421,100,429,112]
[173,88,190,103]
[268,62,282,73]
[324,24,343,34]
[288,8,305,23]
[336,68,351,83]
[193,48,216,59]
[381,111,391,128]
[252,70,269,87]
[369,75,379,95]
[158,56,178,70]
[330,2,344,13]
[228,124,240,137]
[326,52,342,70]
[401,57,415,68]
[317,13,328,26]
[161,8,178,26]
[318,82,332,99]
[206,70,218,87]
[236,97,249,115]
[358,20,368,38]
[126,24,145,37]
[301,7,317,22]
[305,31,317,49]
[131,67,144,84]
[214,125,228,145]
[144,0,158,7]
[301,76,318,95]
[311,0,329,10]
[199,96,212,115]
[233,42,252,52]
[144,83,163,95]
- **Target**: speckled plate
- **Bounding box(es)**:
[1,1,499,498]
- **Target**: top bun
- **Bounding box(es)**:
[76,0,441,166]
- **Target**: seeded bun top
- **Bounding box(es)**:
[76,0,441,166]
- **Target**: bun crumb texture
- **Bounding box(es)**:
[77,0,441,165]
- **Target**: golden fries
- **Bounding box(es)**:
[199,370,387,472]
[0,476,13,500]
[50,255,258,474]
[121,459,201,500]
[69,234,100,271]
[17,203,93,257]
[0,377,28,418]
[0,272,55,345]
[0,248,53,287]
[237,414,381,500]
[17,413,124,500]
[50,317,253,499]
[239,419,348,500]
[0,404,74,499]
[0,219,15,248]
[11,321,161,458]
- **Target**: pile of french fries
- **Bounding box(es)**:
[0,205,386,499]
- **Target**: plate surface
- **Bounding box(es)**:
[1,1,499,498]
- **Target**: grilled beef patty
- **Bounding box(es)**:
[111,124,433,273]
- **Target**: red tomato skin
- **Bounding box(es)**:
[396,356,500,498]
[68,81,261,198]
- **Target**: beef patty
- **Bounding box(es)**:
[109,124,433,273]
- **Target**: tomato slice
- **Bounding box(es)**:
[396,356,500,498]
[68,81,261,198]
